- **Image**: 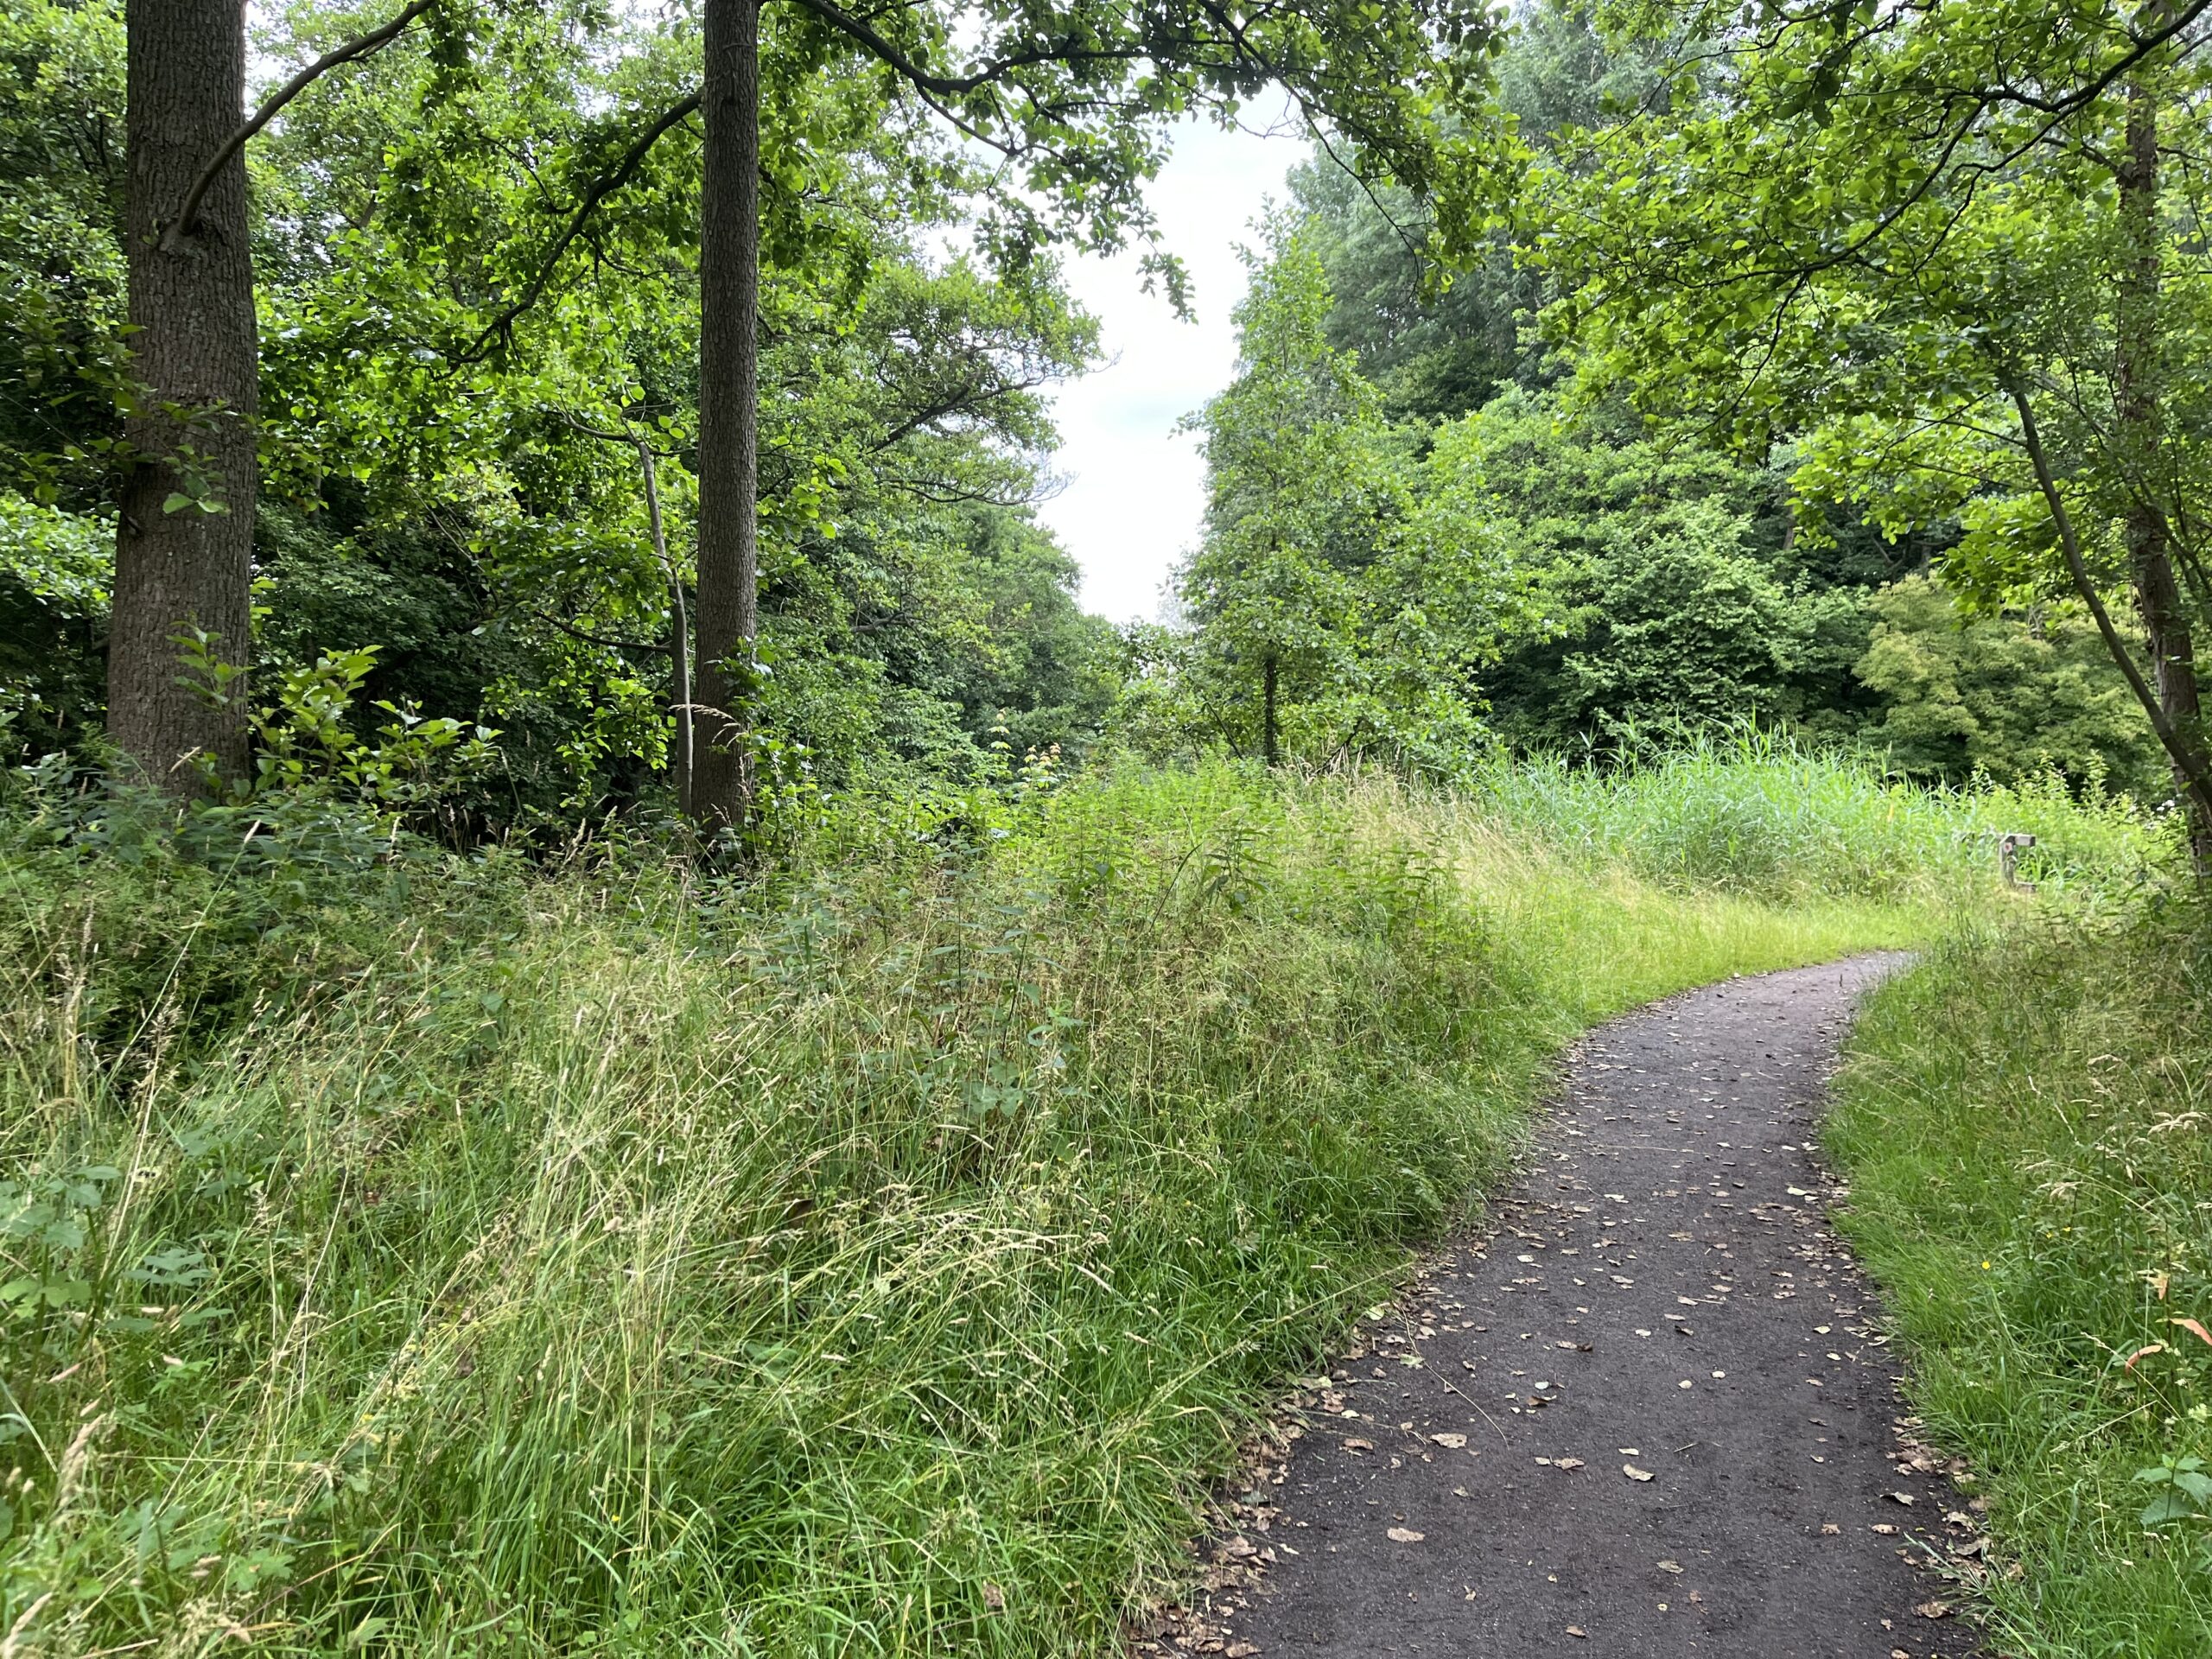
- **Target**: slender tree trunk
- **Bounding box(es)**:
[637,438,691,817]
[1262,653,1280,768]
[690,0,761,832]
[109,0,257,791]
[2114,73,2212,868]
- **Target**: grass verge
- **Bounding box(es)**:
[0,756,2162,1655]
[1831,904,2212,1657]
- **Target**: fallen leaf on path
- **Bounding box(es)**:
[1623,1465,1654,1482]
[1386,1526,1426,1543]
[1554,1457,1586,1470]
[1566,1626,1587,1638]
[1656,1560,1683,1574]
[1820,1523,1840,1535]
[1916,1600,1952,1619]
[1883,1491,1916,1506]
[1430,1432,1467,1448]
[1871,1523,1898,1535]
[1342,1438,1373,1453]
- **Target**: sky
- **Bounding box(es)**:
[1033,106,1313,626]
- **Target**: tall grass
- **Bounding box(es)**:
[1832,906,2212,1657]
[0,755,2164,1655]
[1468,728,2164,899]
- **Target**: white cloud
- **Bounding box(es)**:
[1037,105,1309,626]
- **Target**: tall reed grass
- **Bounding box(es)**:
[0,754,2166,1655]
[1465,728,2162,899]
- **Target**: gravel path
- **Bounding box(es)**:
[1154,956,1986,1659]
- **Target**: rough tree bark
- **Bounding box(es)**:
[2113,69,2212,867]
[109,0,258,790]
[690,0,761,832]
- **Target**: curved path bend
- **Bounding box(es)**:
[1159,956,1985,1659]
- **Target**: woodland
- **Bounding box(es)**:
[4,1,2212,1654]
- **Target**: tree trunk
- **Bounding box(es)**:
[109,0,257,791]
[690,0,760,832]
[2114,73,2212,868]
[1262,653,1280,768]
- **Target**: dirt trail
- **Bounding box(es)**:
[1162,956,1984,1659]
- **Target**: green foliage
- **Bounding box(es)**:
[1169,220,1528,774]
[1857,575,2167,796]
[0,1,1137,822]
[0,494,107,753]
[1177,224,1406,760]
[0,0,124,510]
[1564,502,1807,730]
[1833,906,2212,1655]
[1531,0,2212,798]
[1286,0,1673,423]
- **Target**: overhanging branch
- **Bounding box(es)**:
[457,92,704,362]
[2008,376,2212,810]
[785,0,1153,98]
[164,0,439,250]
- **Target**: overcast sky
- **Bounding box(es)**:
[1033,106,1312,626]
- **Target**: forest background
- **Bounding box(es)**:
[1,0,2175,826]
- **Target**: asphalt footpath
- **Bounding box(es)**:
[1146,956,1987,1659]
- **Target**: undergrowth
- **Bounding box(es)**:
[1833,905,2212,1657]
[0,753,2169,1655]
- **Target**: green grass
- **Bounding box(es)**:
[0,753,2169,1655]
[1832,906,2212,1657]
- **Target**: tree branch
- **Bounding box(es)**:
[2008,377,2212,811]
[534,609,672,656]
[457,92,704,362]
[164,0,438,250]
[785,0,1153,99]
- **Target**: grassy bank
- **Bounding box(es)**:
[0,756,2159,1655]
[1832,906,2212,1656]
